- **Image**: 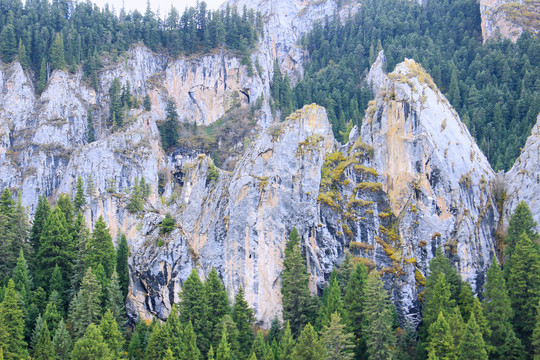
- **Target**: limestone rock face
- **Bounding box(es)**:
[480,0,539,42]
[506,114,540,226]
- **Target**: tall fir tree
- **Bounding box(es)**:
[145,322,170,360]
[457,313,488,360]
[87,111,95,143]
[115,233,129,300]
[52,318,72,360]
[106,271,126,327]
[216,327,232,360]
[71,323,111,360]
[205,267,230,348]
[251,331,267,360]
[321,312,355,360]
[165,304,184,359]
[180,268,208,352]
[86,216,115,279]
[34,319,54,360]
[507,232,540,352]
[232,286,254,358]
[30,196,51,256]
[0,24,17,63]
[319,277,344,328]
[292,323,325,360]
[128,320,150,360]
[50,33,66,70]
[362,272,396,360]
[0,279,28,360]
[280,321,295,360]
[281,227,317,337]
[422,273,455,335]
[12,249,31,305]
[74,176,86,211]
[184,321,201,360]
[214,315,240,360]
[426,312,454,360]
[447,307,465,352]
[68,267,102,338]
[343,263,368,360]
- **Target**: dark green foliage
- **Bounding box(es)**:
[12,249,31,303]
[143,94,152,111]
[74,176,86,211]
[214,315,240,359]
[0,24,16,63]
[50,33,66,70]
[266,317,281,344]
[145,322,170,360]
[160,213,175,234]
[505,201,538,257]
[68,267,102,338]
[362,272,396,360]
[458,313,488,360]
[30,196,51,256]
[319,276,344,328]
[184,321,201,360]
[128,320,151,360]
[205,267,230,348]
[447,307,465,353]
[109,78,122,128]
[423,273,454,335]
[165,304,184,359]
[71,323,111,360]
[282,227,317,337]
[34,319,54,360]
[115,233,129,301]
[105,271,126,327]
[49,265,65,309]
[426,312,454,360]
[86,216,115,279]
[180,268,208,352]
[87,111,95,143]
[52,319,72,360]
[507,232,540,352]
[0,279,28,360]
[232,286,254,358]
[160,100,180,151]
[293,323,325,360]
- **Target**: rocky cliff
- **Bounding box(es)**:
[480,0,539,42]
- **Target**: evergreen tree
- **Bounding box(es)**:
[127,179,144,213]
[145,322,170,360]
[165,304,184,359]
[251,331,266,360]
[87,111,95,143]
[0,24,17,63]
[205,267,230,347]
[457,282,475,321]
[362,272,396,360]
[214,314,240,360]
[49,264,65,310]
[292,323,325,360]
[86,216,115,279]
[422,273,454,333]
[106,271,125,327]
[216,327,232,360]
[0,279,28,360]
[505,201,538,254]
[507,232,540,352]
[232,286,254,357]
[12,249,31,303]
[457,313,488,360]
[53,318,72,360]
[184,321,201,360]
[448,65,461,109]
[282,227,317,336]
[337,251,354,294]
[447,307,465,352]
[266,317,281,344]
[319,277,344,328]
[74,176,86,211]
[143,94,152,111]
[208,346,215,360]
[180,268,207,351]
[43,301,62,335]
[426,312,454,360]
[50,33,66,70]
[30,196,51,255]
[343,263,368,359]
[99,309,123,357]
[321,312,355,360]
[35,319,54,360]
[128,320,150,360]
[70,224,90,298]
[164,348,175,360]
[31,314,45,355]
[38,57,48,93]
[115,233,129,301]
[160,100,179,151]
[17,39,30,68]
[280,321,295,360]
[109,78,122,128]
[71,323,111,360]
[37,207,74,289]
[160,213,175,234]
[68,267,102,338]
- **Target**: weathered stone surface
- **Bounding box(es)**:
[480,0,539,42]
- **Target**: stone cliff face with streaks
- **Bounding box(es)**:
[480,0,539,42]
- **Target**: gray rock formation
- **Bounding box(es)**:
[480,0,539,42]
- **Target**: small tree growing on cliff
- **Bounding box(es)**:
[160,100,179,151]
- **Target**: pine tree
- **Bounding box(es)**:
[447,307,465,352]
[507,232,540,352]
[426,312,454,360]
[292,323,325,360]
[145,322,171,360]
[282,228,317,337]
[109,78,122,127]
[50,264,65,310]
[266,317,281,344]
[214,314,240,359]
[457,313,488,360]
[184,321,201,360]
[31,314,45,355]
[38,57,48,93]
[251,331,266,360]
[127,179,144,213]
[280,321,295,360]
[50,33,66,70]
[143,94,152,111]
[320,277,344,328]
[448,66,461,109]
[68,267,102,338]
[0,279,28,360]
[232,286,254,358]
[180,268,207,351]
[115,233,129,301]
[343,263,368,359]
[321,312,354,360]
[53,318,72,360]
[17,39,30,68]
[0,24,17,63]
[30,196,51,255]
[43,301,62,335]
[12,249,31,303]
[505,201,538,254]
[37,207,74,289]
[100,309,124,357]
[87,111,95,143]
[362,272,396,360]
[337,251,354,294]
[128,320,150,360]
[471,298,491,345]
[422,273,454,332]
[70,224,90,298]
[216,327,232,360]
[208,346,215,360]
[165,304,184,359]
[35,319,54,360]
[106,271,126,327]
[457,282,475,321]
[164,348,174,360]
[74,176,86,211]
[205,267,230,347]
[160,100,179,151]
[71,323,111,360]
[86,216,115,279]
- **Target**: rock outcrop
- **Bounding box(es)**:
[480,0,539,42]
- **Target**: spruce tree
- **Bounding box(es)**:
[505,201,538,254]
[71,323,111,360]
[128,320,150,360]
[266,317,281,344]
[57,193,75,228]
[0,279,28,360]
[49,264,65,310]
[362,272,396,360]
[214,315,240,360]
[115,233,130,300]
[17,39,30,68]
[180,268,207,351]
[86,216,115,279]
[74,176,86,211]
[447,307,465,352]
[70,224,90,298]
[337,251,354,294]
[426,312,454,360]
[31,314,45,355]
[282,227,317,336]
[164,348,174,360]
[143,94,152,111]
[12,249,31,304]
[165,304,184,359]
[0,24,17,63]
[43,301,62,335]
[205,267,230,347]
[53,318,72,360]
[232,286,254,358]
[68,267,102,338]
[292,323,325,360]
[87,111,95,143]
[216,327,232,360]
[319,277,344,328]
[532,299,540,360]
[99,309,124,357]
[321,312,355,360]
[457,313,488,360]
[251,331,266,360]
[30,196,51,255]
[50,33,66,70]
[145,322,170,360]
[422,273,454,333]
[280,321,295,360]
[208,346,215,360]
[38,57,47,93]
[106,271,126,327]
[184,321,201,360]
[343,263,368,359]
[507,232,540,352]
[35,319,54,360]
